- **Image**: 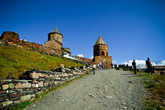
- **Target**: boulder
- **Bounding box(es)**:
[0,94,8,102]
[8,83,15,89]
[2,84,9,90]
[1,101,13,107]
[15,83,23,89]
[30,72,41,79]
[69,66,76,70]
[8,93,22,100]
[32,84,39,88]
[20,95,32,102]
[13,100,21,104]
[38,82,44,87]
[22,83,31,88]
[65,68,71,73]
[52,67,65,72]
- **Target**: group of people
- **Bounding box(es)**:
[132,57,153,74]
[97,62,105,70]
[92,62,105,75]
[92,57,153,75]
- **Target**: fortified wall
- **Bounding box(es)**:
[0,30,70,56]
[75,56,93,64]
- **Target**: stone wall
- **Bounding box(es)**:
[153,66,165,75]
[76,56,93,64]
[20,40,63,56]
[94,44,108,56]
[48,32,63,44]
[63,48,71,55]
[94,56,112,69]
[45,31,63,50]
[0,31,69,56]
[0,31,20,43]
[0,67,91,109]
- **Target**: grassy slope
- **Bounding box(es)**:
[0,45,83,79]
[136,72,165,110]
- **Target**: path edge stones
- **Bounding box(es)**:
[8,71,92,110]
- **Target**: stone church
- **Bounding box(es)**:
[93,36,112,68]
[45,28,70,55]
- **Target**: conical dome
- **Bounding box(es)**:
[95,36,106,45]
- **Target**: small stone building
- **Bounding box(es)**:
[93,36,112,68]
[45,28,71,55]
[45,28,63,50]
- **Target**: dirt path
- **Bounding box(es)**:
[25,70,145,110]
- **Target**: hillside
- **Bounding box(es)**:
[0,44,83,79]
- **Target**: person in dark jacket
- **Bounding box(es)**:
[132,59,136,74]
[146,57,152,74]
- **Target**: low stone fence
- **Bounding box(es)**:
[0,67,91,109]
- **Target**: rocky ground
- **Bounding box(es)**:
[25,69,145,110]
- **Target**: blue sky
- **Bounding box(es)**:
[0,0,165,64]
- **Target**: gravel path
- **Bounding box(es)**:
[25,70,145,110]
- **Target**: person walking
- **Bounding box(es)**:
[101,62,104,69]
[93,64,96,75]
[146,57,152,74]
[132,59,137,74]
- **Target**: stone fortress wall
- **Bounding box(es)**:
[0,30,70,57]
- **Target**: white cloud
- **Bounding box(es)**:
[157,60,165,66]
[161,60,165,64]
[151,62,156,66]
[123,59,165,68]
[90,56,93,59]
[123,59,156,69]
[77,54,84,57]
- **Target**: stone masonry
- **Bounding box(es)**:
[0,66,91,109]
[45,28,71,55]
[45,28,63,50]
[93,36,112,68]
[0,31,20,43]
[0,30,71,56]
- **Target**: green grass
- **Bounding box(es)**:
[0,45,83,79]
[135,72,165,110]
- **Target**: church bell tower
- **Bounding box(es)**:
[93,36,112,69]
